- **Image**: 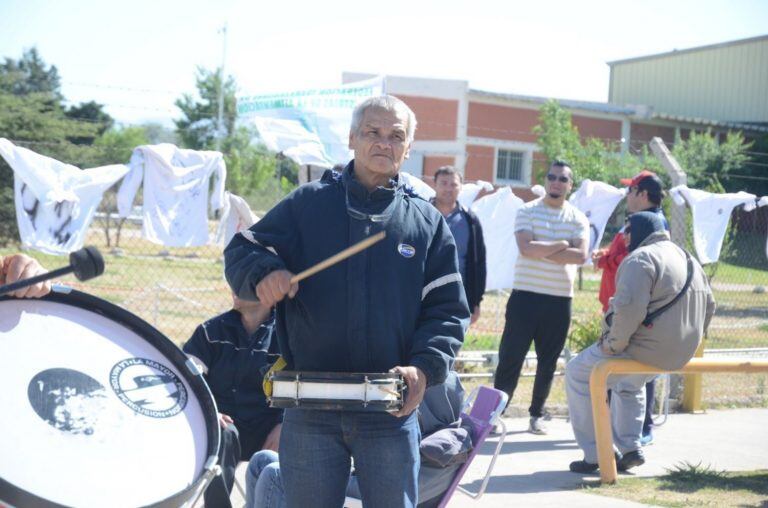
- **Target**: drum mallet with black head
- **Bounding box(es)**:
[0,246,105,296]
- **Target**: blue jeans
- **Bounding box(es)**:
[279,409,420,508]
[246,450,284,508]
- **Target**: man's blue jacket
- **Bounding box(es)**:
[224,163,469,386]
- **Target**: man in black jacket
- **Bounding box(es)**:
[432,166,487,324]
[224,95,468,508]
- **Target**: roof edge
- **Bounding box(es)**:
[607,34,768,66]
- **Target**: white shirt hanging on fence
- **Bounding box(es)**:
[117,144,226,247]
[399,171,435,200]
[470,187,525,291]
[756,196,768,262]
[458,180,493,209]
[670,185,757,265]
[216,191,259,248]
[0,138,128,255]
[569,179,626,264]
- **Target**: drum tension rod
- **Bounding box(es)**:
[294,373,301,408]
[363,376,369,408]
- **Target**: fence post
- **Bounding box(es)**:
[649,137,703,412]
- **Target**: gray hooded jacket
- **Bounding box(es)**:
[603,231,716,370]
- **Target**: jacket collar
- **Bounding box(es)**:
[343,160,401,203]
[429,198,466,216]
[637,230,671,249]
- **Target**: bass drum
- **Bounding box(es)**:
[0,287,220,508]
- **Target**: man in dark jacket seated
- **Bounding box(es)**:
[183,293,283,508]
[244,372,469,508]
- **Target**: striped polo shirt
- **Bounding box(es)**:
[513,198,589,298]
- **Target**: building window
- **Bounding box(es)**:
[496,149,524,182]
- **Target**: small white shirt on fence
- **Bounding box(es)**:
[670,185,757,264]
[0,138,128,255]
[117,144,227,247]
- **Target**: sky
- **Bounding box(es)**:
[1,0,766,126]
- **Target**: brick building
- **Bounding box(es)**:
[344,65,768,188]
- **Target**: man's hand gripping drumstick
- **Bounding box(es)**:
[0,254,50,298]
[255,231,386,307]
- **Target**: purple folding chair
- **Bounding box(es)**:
[436,385,508,507]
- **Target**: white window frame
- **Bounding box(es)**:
[494,149,527,185]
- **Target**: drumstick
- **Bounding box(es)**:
[289,231,386,285]
[378,388,401,397]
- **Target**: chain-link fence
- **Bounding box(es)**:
[3,184,768,355]
[3,180,767,413]
[0,185,290,347]
[466,202,768,354]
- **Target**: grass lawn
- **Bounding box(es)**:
[710,261,768,287]
[584,464,768,508]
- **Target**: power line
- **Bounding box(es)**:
[61,99,178,114]
[62,81,184,96]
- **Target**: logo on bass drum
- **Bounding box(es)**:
[397,243,416,258]
[110,358,187,418]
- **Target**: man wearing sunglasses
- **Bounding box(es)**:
[224,95,468,508]
[493,160,589,435]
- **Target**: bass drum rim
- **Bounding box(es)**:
[0,287,220,508]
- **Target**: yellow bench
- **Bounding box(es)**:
[589,358,768,484]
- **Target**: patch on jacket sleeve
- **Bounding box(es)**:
[397,243,416,258]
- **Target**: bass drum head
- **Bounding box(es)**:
[0,288,219,508]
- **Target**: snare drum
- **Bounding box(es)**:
[269,371,404,412]
[0,287,220,508]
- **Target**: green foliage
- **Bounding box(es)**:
[93,126,150,165]
[665,461,727,481]
[532,100,581,165]
[533,100,663,187]
[65,100,114,144]
[567,312,603,352]
[672,129,752,191]
[174,66,298,201]
[0,47,61,98]
[174,66,237,151]
[0,48,102,245]
[731,134,768,196]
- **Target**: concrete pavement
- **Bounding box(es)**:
[229,408,768,507]
[446,408,768,507]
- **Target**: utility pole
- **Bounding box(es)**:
[216,23,228,152]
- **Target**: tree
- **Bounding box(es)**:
[532,100,581,166]
[65,101,114,144]
[0,47,62,98]
[89,127,151,248]
[174,67,236,150]
[672,129,752,192]
[93,126,149,165]
[532,100,661,187]
[174,66,298,206]
[0,48,101,245]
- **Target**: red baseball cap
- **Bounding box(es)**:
[620,170,659,188]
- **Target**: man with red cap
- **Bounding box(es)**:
[592,170,667,446]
